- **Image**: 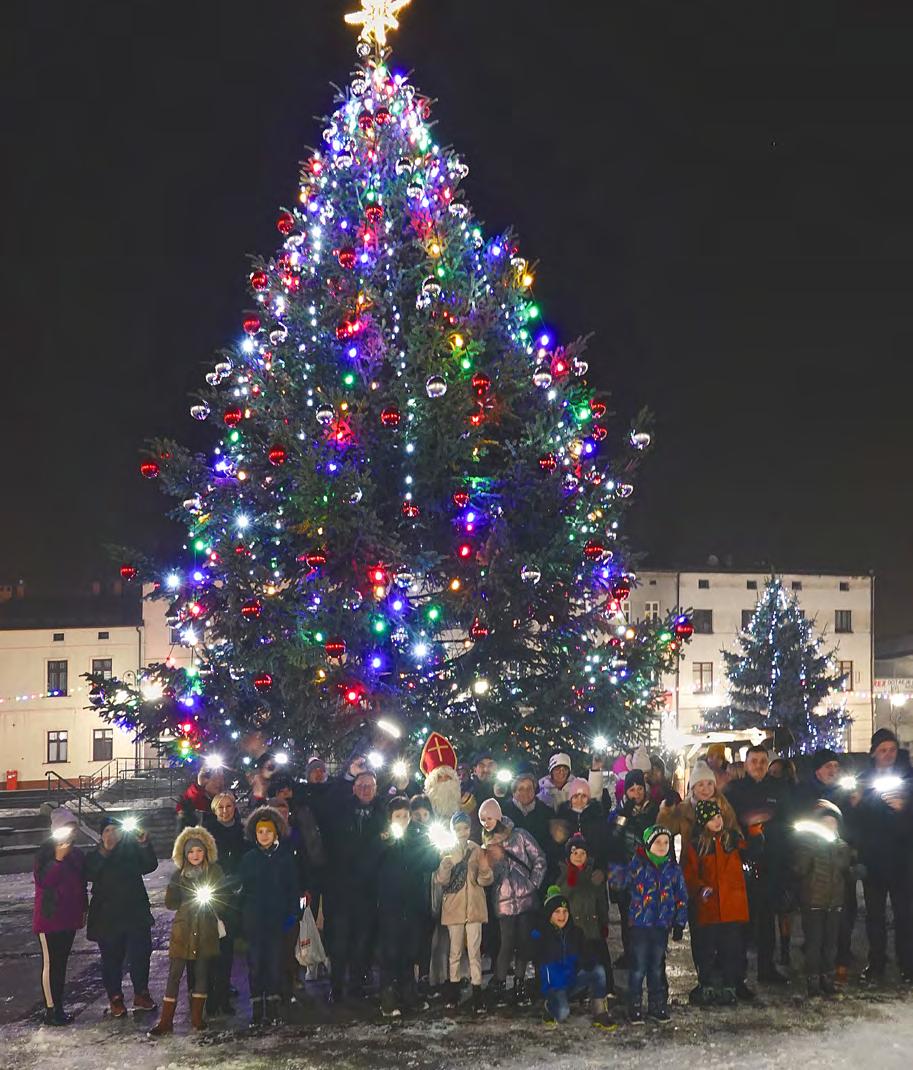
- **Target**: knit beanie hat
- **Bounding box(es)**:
[548,752,572,773]
[695,800,721,828]
[98,815,118,834]
[689,760,715,791]
[565,833,589,860]
[624,769,646,791]
[566,777,591,799]
[812,748,840,770]
[543,884,569,919]
[631,744,652,773]
[50,806,78,832]
[182,835,206,859]
[643,825,672,864]
[478,798,502,824]
[870,728,898,754]
[450,811,471,831]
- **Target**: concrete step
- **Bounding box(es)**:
[0,789,52,810]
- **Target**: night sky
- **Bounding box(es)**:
[2,1,912,635]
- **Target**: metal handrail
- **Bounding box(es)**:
[44,770,108,839]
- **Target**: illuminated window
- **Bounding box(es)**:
[693,662,713,695]
[47,660,68,696]
[47,730,68,763]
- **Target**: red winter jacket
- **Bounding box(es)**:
[682,831,749,926]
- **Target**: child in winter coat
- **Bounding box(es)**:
[557,834,614,994]
[480,799,547,1007]
[32,807,87,1026]
[607,769,659,967]
[609,825,688,1024]
[532,886,615,1029]
[682,799,751,1006]
[239,806,300,1025]
[150,826,225,1036]
[434,811,494,1014]
[793,799,855,996]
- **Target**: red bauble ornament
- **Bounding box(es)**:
[374,107,392,126]
[401,501,420,519]
[223,406,243,428]
[539,453,558,472]
[241,599,262,620]
[469,618,489,640]
[268,445,287,466]
[139,460,160,479]
[358,111,375,131]
[611,578,632,601]
[119,565,138,581]
[452,491,470,508]
[592,424,608,441]
[325,638,347,659]
[253,672,273,693]
[365,204,384,225]
[471,372,492,397]
[380,405,401,428]
[304,551,327,569]
[250,270,269,291]
[469,408,485,427]
[674,617,695,640]
[276,210,295,236]
[336,317,359,340]
[583,540,606,560]
[590,400,607,419]
[242,314,261,335]
[337,247,357,270]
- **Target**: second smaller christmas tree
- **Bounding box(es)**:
[706,577,849,753]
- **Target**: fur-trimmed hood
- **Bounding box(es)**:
[171,824,218,868]
[245,805,289,842]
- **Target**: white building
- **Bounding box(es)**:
[0,593,191,788]
[636,569,875,753]
[874,634,913,750]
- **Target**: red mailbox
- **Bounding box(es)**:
[5,770,18,791]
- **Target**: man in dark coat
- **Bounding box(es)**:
[85,816,158,1017]
[855,728,913,982]
[501,772,553,854]
[321,770,386,1001]
[724,744,793,987]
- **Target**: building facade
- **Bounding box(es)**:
[637,569,875,753]
[874,634,913,750]
[0,594,191,788]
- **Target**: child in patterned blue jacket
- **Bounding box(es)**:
[608,825,688,1024]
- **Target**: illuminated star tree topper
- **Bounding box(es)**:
[344,0,413,48]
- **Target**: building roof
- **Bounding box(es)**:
[0,595,142,631]
[639,563,873,580]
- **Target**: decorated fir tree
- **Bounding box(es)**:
[707,577,849,752]
[87,2,689,765]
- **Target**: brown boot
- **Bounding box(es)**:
[148,996,177,1037]
[190,993,207,1031]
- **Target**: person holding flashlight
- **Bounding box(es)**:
[33,807,87,1026]
[85,815,158,1018]
[856,728,913,983]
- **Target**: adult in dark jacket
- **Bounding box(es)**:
[239,806,300,1024]
[855,729,913,982]
[85,816,158,1017]
[202,792,248,1015]
[176,767,225,832]
[501,772,553,854]
[724,745,793,986]
[322,770,387,1001]
[376,797,440,1016]
[33,808,87,1026]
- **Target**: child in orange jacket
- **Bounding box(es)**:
[682,799,754,1006]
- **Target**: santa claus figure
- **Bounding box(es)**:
[420,732,462,820]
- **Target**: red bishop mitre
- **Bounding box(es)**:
[419,732,457,776]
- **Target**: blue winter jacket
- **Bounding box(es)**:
[609,846,689,930]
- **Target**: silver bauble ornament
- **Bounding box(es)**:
[316,404,335,425]
[630,431,651,450]
[532,366,552,389]
[521,565,541,585]
[425,375,447,398]
[190,403,210,421]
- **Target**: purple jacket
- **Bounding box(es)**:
[486,819,546,916]
[33,845,88,934]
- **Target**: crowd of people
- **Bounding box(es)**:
[31,725,913,1036]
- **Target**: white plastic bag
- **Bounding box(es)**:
[295,905,328,968]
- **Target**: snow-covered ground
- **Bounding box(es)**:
[3,862,913,1069]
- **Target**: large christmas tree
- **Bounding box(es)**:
[706,577,849,752]
[88,1,688,765]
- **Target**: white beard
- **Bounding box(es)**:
[425,766,462,819]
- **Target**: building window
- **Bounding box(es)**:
[91,658,113,680]
[839,581,850,592]
[97,631,109,641]
[741,609,755,630]
[648,579,657,586]
[92,728,114,762]
[698,579,710,590]
[693,662,713,695]
[835,610,853,634]
[52,633,64,642]
[691,609,713,634]
[47,730,68,763]
[839,660,854,691]
[644,601,660,622]
[170,627,183,645]
[47,660,68,696]
[746,580,757,590]
[792,581,803,591]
